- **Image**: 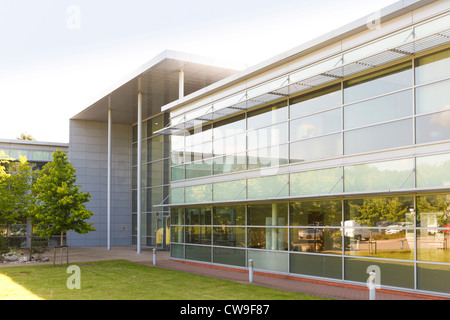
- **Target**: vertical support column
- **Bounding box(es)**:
[137,80,142,254]
[179,69,184,99]
[107,97,112,250]
[272,204,278,250]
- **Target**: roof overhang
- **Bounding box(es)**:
[70,50,244,125]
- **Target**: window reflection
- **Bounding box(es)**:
[247,227,288,250]
[417,194,450,228]
[290,108,341,141]
[213,227,246,247]
[290,228,341,254]
[416,109,450,144]
[247,101,288,131]
[289,84,341,119]
[344,62,412,104]
[417,229,450,263]
[415,48,450,85]
[416,79,450,115]
[290,133,342,163]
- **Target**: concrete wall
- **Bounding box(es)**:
[68,119,132,247]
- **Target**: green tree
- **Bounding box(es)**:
[31,150,95,266]
[0,153,34,247]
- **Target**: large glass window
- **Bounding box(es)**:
[247,203,288,226]
[290,133,342,163]
[416,153,450,189]
[415,79,450,115]
[185,184,212,204]
[247,122,288,150]
[290,228,342,255]
[213,133,246,157]
[213,205,246,226]
[247,174,289,199]
[185,207,212,225]
[344,159,415,193]
[344,90,412,129]
[344,62,412,104]
[344,196,415,227]
[247,144,289,170]
[213,180,246,202]
[290,167,343,196]
[185,160,212,179]
[213,227,246,247]
[415,48,450,85]
[247,228,288,251]
[289,84,341,119]
[213,153,246,175]
[344,119,413,155]
[247,101,288,131]
[290,200,342,226]
[416,110,450,144]
[416,194,450,228]
[213,114,246,140]
[290,108,341,141]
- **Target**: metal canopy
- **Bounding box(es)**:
[70,50,242,125]
[156,16,450,136]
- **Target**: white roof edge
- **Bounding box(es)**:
[161,0,439,113]
[0,139,69,148]
[70,49,246,120]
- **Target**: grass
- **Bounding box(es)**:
[0,260,328,300]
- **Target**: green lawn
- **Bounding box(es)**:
[0,260,328,300]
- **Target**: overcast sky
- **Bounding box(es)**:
[0,0,398,143]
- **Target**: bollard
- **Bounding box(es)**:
[248,259,254,283]
[153,248,157,266]
[368,271,376,300]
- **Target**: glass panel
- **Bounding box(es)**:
[344,159,414,193]
[344,90,412,129]
[185,207,212,225]
[213,247,246,267]
[170,226,184,243]
[247,144,289,170]
[344,30,412,64]
[171,165,184,182]
[416,153,450,188]
[247,203,288,226]
[31,151,52,161]
[170,208,184,225]
[344,196,415,227]
[290,108,341,141]
[185,159,211,179]
[247,250,288,273]
[417,229,450,263]
[213,153,246,175]
[290,254,342,280]
[185,184,212,204]
[289,84,341,119]
[343,62,412,104]
[415,79,450,114]
[171,187,185,205]
[170,243,184,258]
[213,205,246,225]
[417,194,450,228]
[290,200,342,226]
[213,227,246,247]
[147,114,164,137]
[344,227,414,260]
[213,180,246,202]
[344,119,413,155]
[290,133,342,163]
[290,167,343,197]
[185,142,213,163]
[416,110,450,144]
[247,174,289,199]
[185,125,212,148]
[171,150,184,166]
[185,227,211,245]
[213,114,246,140]
[213,133,246,156]
[417,263,450,294]
[185,245,211,262]
[247,228,288,251]
[290,228,342,255]
[414,13,450,38]
[415,48,450,85]
[344,258,414,289]
[247,101,288,131]
[247,122,288,150]
[170,132,184,152]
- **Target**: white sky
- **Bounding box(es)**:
[0,0,399,143]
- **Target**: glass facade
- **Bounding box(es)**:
[165,44,450,296]
[132,113,171,248]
